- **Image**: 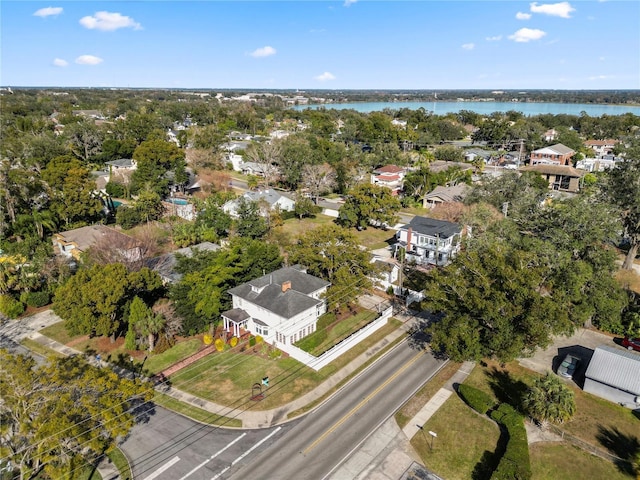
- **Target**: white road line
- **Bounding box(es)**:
[142,456,180,480]
[211,466,229,480]
[211,427,282,480]
[179,433,247,480]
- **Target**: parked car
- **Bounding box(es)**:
[557,354,580,378]
[622,337,640,352]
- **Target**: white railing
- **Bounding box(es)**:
[277,306,393,371]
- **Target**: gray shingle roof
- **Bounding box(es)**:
[585,345,640,394]
[222,308,250,323]
[228,266,329,319]
[404,216,461,239]
[105,158,134,168]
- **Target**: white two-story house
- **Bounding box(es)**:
[222,266,330,346]
[394,216,462,266]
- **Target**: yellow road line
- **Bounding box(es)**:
[302,350,425,455]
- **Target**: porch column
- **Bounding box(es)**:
[234,323,240,337]
[223,316,228,332]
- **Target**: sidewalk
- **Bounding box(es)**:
[11,309,470,480]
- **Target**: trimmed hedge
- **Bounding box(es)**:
[458,384,495,415]
[0,294,25,319]
[21,291,50,308]
[490,403,532,480]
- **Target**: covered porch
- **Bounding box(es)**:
[221,308,250,337]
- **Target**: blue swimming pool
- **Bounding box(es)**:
[165,198,189,205]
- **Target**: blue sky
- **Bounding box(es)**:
[2,1,639,89]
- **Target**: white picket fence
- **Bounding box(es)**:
[277,306,393,371]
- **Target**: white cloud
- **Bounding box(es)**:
[462,43,475,50]
[53,58,68,67]
[589,74,614,80]
[508,28,547,43]
[79,11,142,31]
[250,46,277,58]
[75,55,103,65]
[315,72,336,82]
[530,2,575,18]
[33,7,63,17]
[516,12,532,20]
[344,0,357,6]
[486,35,502,41]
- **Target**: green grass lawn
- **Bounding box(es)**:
[142,339,203,375]
[106,448,131,480]
[169,318,403,411]
[395,361,461,429]
[414,394,501,480]
[295,310,379,356]
[464,359,640,461]
[20,338,65,359]
[530,443,632,480]
[153,392,242,427]
[276,214,396,249]
[39,320,77,345]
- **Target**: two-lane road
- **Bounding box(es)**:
[121,335,442,480]
[228,339,444,479]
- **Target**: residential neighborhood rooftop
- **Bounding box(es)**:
[585,345,640,395]
[404,216,461,239]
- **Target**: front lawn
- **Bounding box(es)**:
[142,339,203,375]
[414,394,501,480]
[530,443,631,480]
[419,359,640,479]
[464,360,640,460]
[169,317,403,411]
[295,310,379,356]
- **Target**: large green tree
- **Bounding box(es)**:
[171,238,282,334]
[52,264,163,340]
[0,350,152,480]
[131,139,185,196]
[288,224,380,310]
[602,145,640,270]
[337,183,401,230]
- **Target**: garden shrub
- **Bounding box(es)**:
[249,336,256,347]
[214,338,225,352]
[229,336,238,348]
[0,294,25,319]
[23,291,50,308]
[490,403,531,480]
[458,384,495,415]
[154,335,175,354]
[255,335,263,344]
[203,333,213,345]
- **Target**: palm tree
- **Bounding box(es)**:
[522,372,576,428]
[139,313,165,352]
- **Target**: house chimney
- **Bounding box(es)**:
[406,227,412,251]
[282,281,291,293]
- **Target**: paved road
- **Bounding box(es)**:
[121,406,296,480]
[228,338,444,480]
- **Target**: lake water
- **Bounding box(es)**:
[294,101,640,117]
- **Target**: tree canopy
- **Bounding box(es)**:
[337,183,401,230]
[0,350,152,480]
[288,224,380,310]
[171,238,282,334]
[52,264,163,339]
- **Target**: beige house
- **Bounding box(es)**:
[519,164,585,193]
[53,225,141,262]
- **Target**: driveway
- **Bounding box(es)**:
[518,328,618,387]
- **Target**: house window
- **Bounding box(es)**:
[256,324,269,336]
